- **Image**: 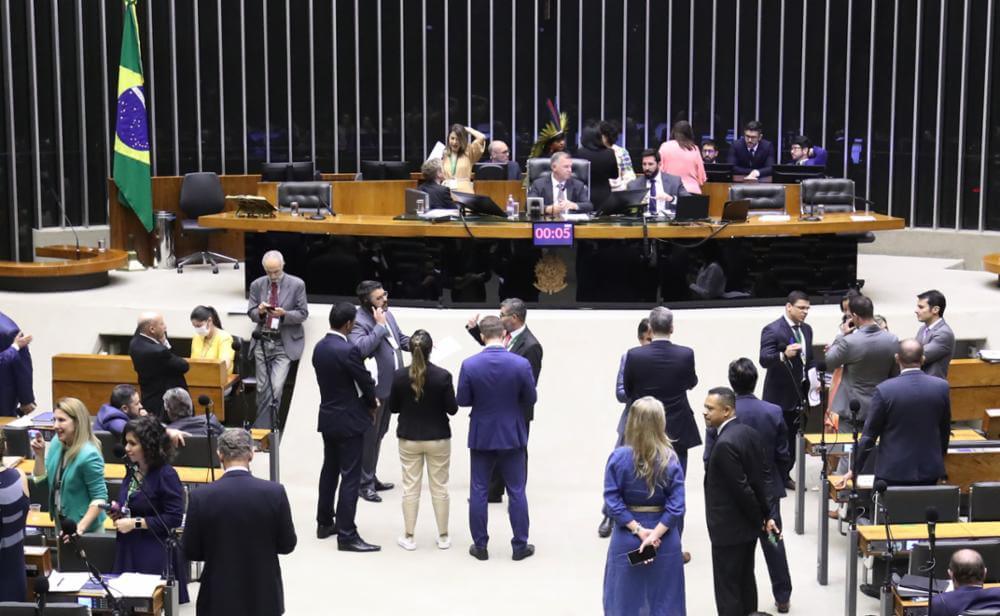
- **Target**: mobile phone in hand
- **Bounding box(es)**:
[627,544,657,566]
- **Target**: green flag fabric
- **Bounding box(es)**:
[112,0,153,232]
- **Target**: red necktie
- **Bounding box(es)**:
[269,282,278,306]
[503,332,512,348]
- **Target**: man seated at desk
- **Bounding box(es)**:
[527,151,592,216]
[164,387,224,438]
[727,120,775,180]
[416,159,457,209]
[931,549,1000,616]
[627,149,689,217]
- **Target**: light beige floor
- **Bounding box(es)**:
[5,251,999,616]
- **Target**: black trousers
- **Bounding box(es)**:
[758,499,792,604]
[711,539,758,616]
[360,397,392,490]
[489,421,530,499]
[317,431,364,542]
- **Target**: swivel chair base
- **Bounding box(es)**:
[176,251,240,274]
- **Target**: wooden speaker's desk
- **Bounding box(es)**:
[949,358,1000,422]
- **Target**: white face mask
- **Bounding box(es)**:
[194,325,210,337]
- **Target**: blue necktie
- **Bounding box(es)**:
[648,179,657,215]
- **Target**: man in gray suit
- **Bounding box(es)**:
[627,148,690,217]
[350,280,411,502]
[825,294,898,432]
[247,250,309,429]
[527,151,593,215]
[915,289,955,379]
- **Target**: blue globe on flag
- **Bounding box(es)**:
[116,85,149,152]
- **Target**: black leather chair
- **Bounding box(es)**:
[473,163,506,181]
[94,430,119,463]
[880,484,961,524]
[58,533,117,573]
[525,157,591,190]
[728,184,787,215]
[800,178,856,214]
[1,426,29,457]
[171,434,221,468]
[277,181,333,215]
[176,172,240,273]
[969,482,1000,521]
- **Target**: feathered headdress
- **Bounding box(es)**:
[528,100,569,159]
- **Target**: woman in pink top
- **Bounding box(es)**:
[658,121,707,194]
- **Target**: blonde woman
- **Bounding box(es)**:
[29,398,108,534]
[387,329,457,551]
[602,396,686,616]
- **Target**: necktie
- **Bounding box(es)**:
[648,179,657,215]
[269,281,278,306]
[503,332,512,349]
[792,325,806,379]
[557,183,566,203]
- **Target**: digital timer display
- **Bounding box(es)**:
[532,222,574,246]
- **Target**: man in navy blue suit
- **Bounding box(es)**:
[457,315,537,561]
[932,549,1000,616]
[0,312,35,416]
[314,302,381,552]
[759,290,814,489]
[841,338,951,488]
[623,306,701,472]
[705,359,793,613]
[727,120,776,179]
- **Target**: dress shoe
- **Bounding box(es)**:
[360,488,382,503]
[374,480,395,491]
[512,544,535,561]
[784,478,796,490]
[316,524,335,540]
[338,537,381,553]
[859,583,880,599]
[776,601,790,613]
[598,516,613,538]
[469,545,489,561]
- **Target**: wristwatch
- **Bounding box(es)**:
[134,518,145,530]
[631,524,644,536]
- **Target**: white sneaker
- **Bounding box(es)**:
[397,535,417,551]
[436,534,451,550]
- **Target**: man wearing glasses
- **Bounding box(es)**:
[727,120,776,180]
[758,290,814,490]
[465,298,543,502]
[488,140,522,180]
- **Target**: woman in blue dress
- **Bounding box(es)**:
[110,416,189,603]
[603,396,686,616]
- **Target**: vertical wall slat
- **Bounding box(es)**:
[977,0,993,231]
[909,0,923,228]
[1,0,18,258]
[954,0,969,231]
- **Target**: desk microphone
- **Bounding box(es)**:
[848,399,861,429]
[34,575,49,614]
[197,394,218,482]
[925,507,938,553]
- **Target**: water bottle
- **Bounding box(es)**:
[416,198,426,215]
[506,194,518,220]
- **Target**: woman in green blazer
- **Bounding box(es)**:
[29,397,107,534]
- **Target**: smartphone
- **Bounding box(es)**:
[28,429,41,442]
[627,544,657,566]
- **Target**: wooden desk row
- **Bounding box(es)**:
[16,459,219,486]
[858,521,1000,553]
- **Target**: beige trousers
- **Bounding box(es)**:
[398,438,451,536]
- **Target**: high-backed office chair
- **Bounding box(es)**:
[969,482,1000,521]
[58,533,117,573]
[474,163,506,181]
[276,182,333,215]
[171,434,221,468]
[1,426,29,457]
[525,157,591,190]
[907,538,1000,582]
[176,172,240,274]
[800,178,856,214]
[879,484,961,524]
[728,184,787,216]
[94,430,119,463]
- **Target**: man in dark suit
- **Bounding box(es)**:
[487,140,523,180]
[457,315,537,561]
[931,549,1000,616]
[839,339,951,488]
[314,302,380,552]
[727,120,776,179]
[0,312,34,416]
[623,306,700,472]
[759,290,814,489]
[703,387,779,616]
[466,298,543,502]
[627,149,690,217]
[129,311,189,419]
[416,159,458,209]
[527,151,593,215]
[350,280,410,502]
[915,289,956,379]
[247,250,309,429]
[183,428,296,616]
[163,387,224,437]
[705,360,793,613]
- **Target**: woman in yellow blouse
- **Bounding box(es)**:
[441,124,486,193]
[189,305,234,375]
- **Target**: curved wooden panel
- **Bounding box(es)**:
[0,246,127,278]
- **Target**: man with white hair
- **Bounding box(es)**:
[487,140,522,179]
[247,250,309,429]
[163,387,224,437]
[129,311,189,419]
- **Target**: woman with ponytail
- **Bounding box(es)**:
[387,329,458,552]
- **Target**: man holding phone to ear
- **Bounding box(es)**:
[247,250,309,429]
[350,280,410,503]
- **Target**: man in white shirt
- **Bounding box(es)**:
[627,149,689,217]
[527,151,593,215]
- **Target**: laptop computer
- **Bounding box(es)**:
[673,195,711,222]
[404,188,431,214]
[721,199,751,222]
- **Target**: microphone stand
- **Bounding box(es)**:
[122,461,181,616]
[249,327,281,481]
[876,489,896,616]
[815,363,831,585]
[844,402,862,616]
[777,343,809,537]
[60,518,128,616]
[924,521,937,616]
[199,398,217,482]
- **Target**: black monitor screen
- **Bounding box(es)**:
[704,163,733,182]
[772,165,825,184]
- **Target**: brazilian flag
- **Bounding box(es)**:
[112,0,153,231]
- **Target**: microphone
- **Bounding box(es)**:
[251,329,265,341]
[198,394,213,408]
[874,479,887,495]
[60,519,86,559]
[849,399,861,427]
[46,184,81,259]
[926,506,939,553]
[34,576,49,614]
